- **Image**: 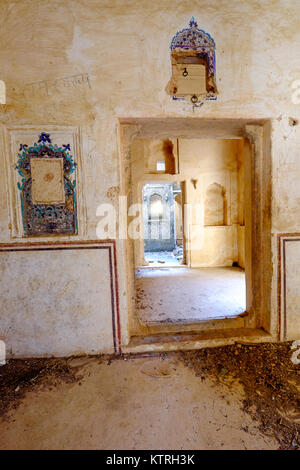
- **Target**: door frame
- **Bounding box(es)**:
[118,118,272,343]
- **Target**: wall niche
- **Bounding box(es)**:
[167,18,218,105]
[204,182,227,226]
[144,138,178,175]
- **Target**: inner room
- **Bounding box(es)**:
[143,182,184,267]
[130,137,248,330]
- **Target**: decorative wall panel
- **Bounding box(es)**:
[31,158,65,205]
[15,132,77,236]
[4,126,83,238]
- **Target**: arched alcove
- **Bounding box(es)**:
[204,182,226,226]
[167,18,218,104]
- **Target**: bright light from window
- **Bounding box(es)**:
[150,200,163,217]
[156,160,165,172]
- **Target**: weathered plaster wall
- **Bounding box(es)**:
[0,246,114,356]
[0,0,299,356]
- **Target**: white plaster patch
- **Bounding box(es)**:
[67,25,95,69]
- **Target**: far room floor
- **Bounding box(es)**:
[136,267,246,325]
[144,249,183,267]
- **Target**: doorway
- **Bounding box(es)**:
[135,137,247,328]
[143,182,184,267]
[119,118,272,344]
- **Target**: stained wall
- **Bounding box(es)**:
[0,0,299,356]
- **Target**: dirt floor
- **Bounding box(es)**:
[0,342,298,450]
[136,267,246,324]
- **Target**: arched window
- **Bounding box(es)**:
[149,194,163,219]
[0,80,6,104]
[204,183,226,226]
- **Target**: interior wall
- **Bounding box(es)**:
[179,138,245,267]
[0,242,119,356]
[0,0,299,356]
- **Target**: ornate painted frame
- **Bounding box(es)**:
[15,132,77,236]
[168,18,218,103]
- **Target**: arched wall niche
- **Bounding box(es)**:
[167,18,218,105]
[204,182,227,226]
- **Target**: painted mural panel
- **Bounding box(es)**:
[31,158,65,205]
[15,132,77,236]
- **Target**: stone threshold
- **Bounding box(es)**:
[138,315,245,335]
[122,328,274,354]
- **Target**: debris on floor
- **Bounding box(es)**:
[0,353,136,419]
[0,358,83,419]
[0,343,299,450]
[180,342,300,450]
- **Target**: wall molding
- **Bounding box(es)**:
[0,239,121,354]
[277,233,300,341]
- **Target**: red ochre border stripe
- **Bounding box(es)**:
[0,240,122,355]
[3,234,300,349]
